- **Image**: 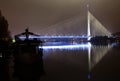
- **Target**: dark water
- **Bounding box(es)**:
[0,42,120,81]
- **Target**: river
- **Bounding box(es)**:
[0,42,120,81]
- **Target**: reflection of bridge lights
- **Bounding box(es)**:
[39,43,91,49]
[88,73,91,80]
[112,43,117,47]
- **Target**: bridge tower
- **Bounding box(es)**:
[87,4,91,41]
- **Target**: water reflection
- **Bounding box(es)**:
[90,44,112,70]
[42,42,112,70]
[40,42,91,49]
[40,42,114,81]
[0,42,119,81]
[88,44,112,80]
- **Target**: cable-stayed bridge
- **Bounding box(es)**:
[18,10,111,42]
[14,10,113,73]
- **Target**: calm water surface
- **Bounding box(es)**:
[0,42,120,81]
[40,42,120,81]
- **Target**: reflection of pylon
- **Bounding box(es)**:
[88,42,91,80]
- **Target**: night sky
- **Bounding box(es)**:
[0,0,120,36]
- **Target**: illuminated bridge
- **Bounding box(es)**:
[14,9,113,72]
[19,35,89,42]
[16,10,111,42]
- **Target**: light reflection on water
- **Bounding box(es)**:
[40,42,91,50]
[40,42,113,81]
[0,42,119,81]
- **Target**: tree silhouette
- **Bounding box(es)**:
[0,10,11,41]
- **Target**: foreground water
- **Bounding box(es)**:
[0,42,120,81]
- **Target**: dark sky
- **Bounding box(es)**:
[0,0,120,36]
